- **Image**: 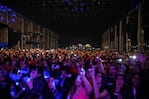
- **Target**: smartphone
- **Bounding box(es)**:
[15,82,21,86]
[37,54,40,57]
[118,58,122,62]
[74,54,77,57]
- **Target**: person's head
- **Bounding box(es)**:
[115,74,125,88]
[30,66,43,79]
[11,59,17,67]
[86,68,92,80]
[75,75,83,86]
[108,65,117,78]
[43,60,48,68]
[66,60,72,66]
[95,72,102,88]
[61,66,70,77]
[48,77,56,90]
[20,58,27,68]
[131,72,141,87]
[69,74,83,97]
[4,60,11,66]
[55,57,59,63]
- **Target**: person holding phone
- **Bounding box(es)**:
[89,68,110,99]
[67,67,92,99]
[25,66,49,99]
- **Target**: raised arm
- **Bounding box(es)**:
[97,57,105,74]
[80,68,92,95]
[90,68,110,99]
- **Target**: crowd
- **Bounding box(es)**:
[0,48,149,99]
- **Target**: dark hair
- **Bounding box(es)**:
[131,72,141,78]
[130,72,141,83]
[69,74,84,97]
[30,66,43,75]
[94,71,107,92]
[116,73,126,80]
[69,84,76,98]
[27,92,43,99]
[108,63,118,71]
[61,66,70,74]
[115,73,127,96]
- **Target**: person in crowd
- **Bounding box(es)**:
[0,48,149,99]
[42,59,51,82]
[51,57,62,79]
[59,66,74,99]
[86,67,93,83]
[67,68,92,99]
[19,58,30,75]
[90,68,110,99]
[112,74,127,99]
[11,59,19,69]
[3,56,12,71]
[0,67,11,99]
[25,66,49,99]
[47,76,63,99]
[105,64,118,98]
[126,72,147,99]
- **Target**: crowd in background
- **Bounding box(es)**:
[0,48,149,99]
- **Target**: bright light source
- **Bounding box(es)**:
[132,55,137,60]
[118,59,122,62]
